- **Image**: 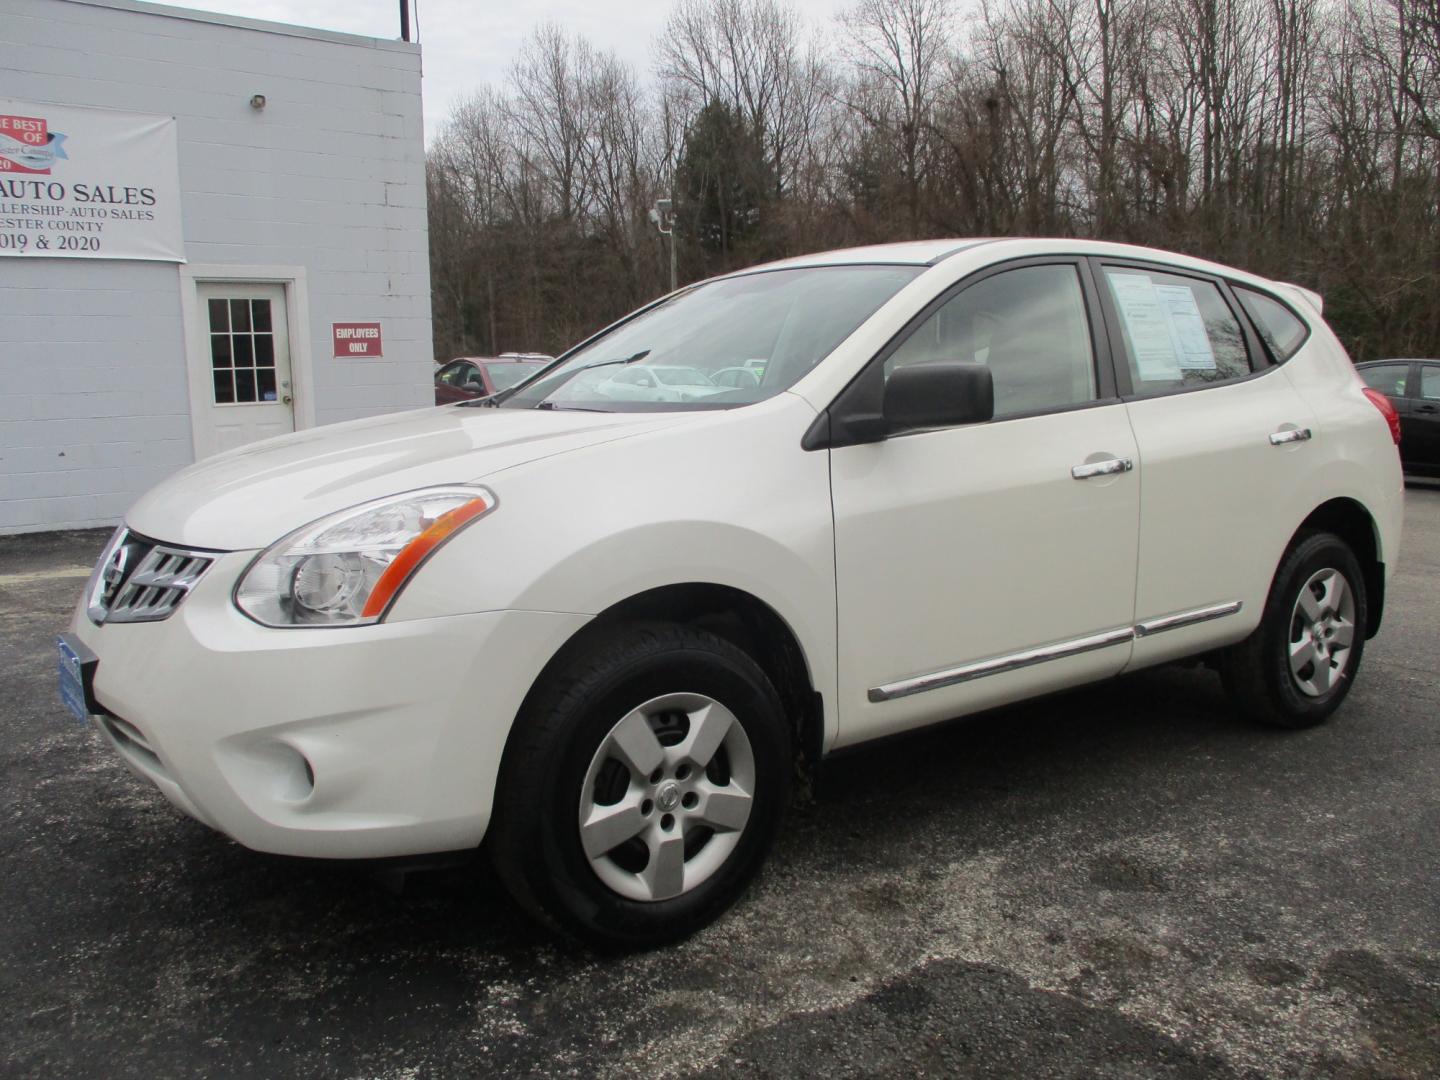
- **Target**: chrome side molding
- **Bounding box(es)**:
[1135,600,1243,637]
[867,600,1243,703]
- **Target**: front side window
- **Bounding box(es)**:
[499,265,923,412]
[1359,363,1410,399]
[1103,267,1251,395]
[885,264,1097,418]
[437,362,469,387]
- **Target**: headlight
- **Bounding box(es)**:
[234,486,496,627]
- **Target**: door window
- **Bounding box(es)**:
[886,264,1097,419]
[1103,268,1251,394]
[1358,364,1410,399]
[208,296,278,404]
[1422,367,1440,400]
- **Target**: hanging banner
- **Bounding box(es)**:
[0,100,184,262]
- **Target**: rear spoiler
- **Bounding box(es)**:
[1274,281,1323,316]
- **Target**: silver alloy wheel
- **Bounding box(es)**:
[578,692,756,903]
[1288,567,1357,697]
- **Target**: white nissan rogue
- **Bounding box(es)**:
[62,239,1404,948]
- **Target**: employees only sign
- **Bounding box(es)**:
[333,323,383,357]
[0,100,183,262]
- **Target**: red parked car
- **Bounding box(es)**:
[434,355,551,404]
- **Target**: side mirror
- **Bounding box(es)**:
[884,362,994,431]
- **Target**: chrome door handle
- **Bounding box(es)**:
[1269,427,1312,445]
[1071,458,1133,480]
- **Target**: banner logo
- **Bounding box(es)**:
[0,114,69,174]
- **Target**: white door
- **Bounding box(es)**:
[194,282,294,456]
[1093,263,1320,669]
[830,261,1141,748]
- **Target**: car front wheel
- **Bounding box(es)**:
[1221,531,1368,729]
[488,622,790,949]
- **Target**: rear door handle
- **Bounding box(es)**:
[1269,427,1312,445]
[1071,457,1133,480]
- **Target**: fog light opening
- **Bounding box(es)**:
[265,741,316,803]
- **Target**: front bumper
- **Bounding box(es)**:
[69,550,590,859]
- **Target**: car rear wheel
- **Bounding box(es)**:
[488,622,790,949]
[1220,531,1368,729]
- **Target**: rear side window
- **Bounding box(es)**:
[1358,364,1410,398]
[1103,267,1251,395]
[1234,287,1308,362]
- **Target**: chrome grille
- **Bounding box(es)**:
[87,528,215,625]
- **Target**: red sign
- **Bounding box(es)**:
[332,322,382,357]
[0,114,54,174]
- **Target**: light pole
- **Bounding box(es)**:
[648,197,677,292]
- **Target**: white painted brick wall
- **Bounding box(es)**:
[0,0,432,534]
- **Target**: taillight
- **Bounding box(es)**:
[1362,387,1402,445]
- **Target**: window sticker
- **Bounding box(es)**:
[1154,285,1217,370]
[1108,274,1182,380]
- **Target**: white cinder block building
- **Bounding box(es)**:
[1,0,432,533]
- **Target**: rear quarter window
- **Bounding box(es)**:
[1234,287,1309,362]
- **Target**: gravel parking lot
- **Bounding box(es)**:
[3,487,1437,1079]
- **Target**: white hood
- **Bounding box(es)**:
[126,405,692,549]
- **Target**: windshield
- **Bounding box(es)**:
[499,265,923,412]
[653,367,714,386]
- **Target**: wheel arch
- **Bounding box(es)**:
[1294,497,1385,637]
[511,582,826,772]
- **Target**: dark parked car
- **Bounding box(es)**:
[1356,359,1440,476]
[435,356,550,404]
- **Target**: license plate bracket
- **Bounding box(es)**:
[57,634,101,723]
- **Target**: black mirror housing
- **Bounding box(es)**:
[884,362,994,432]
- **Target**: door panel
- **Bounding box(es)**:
[1409,365,1440,472]
[196,283,294,456]
[831,406,1140,747]
[1121,372,1319,668]
[1097,263,1319,667]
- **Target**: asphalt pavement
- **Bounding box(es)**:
[2,487,1437,1078]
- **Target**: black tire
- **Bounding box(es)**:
[1220,531,1368,729]
[488,621,791,950]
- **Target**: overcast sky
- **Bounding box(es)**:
[177,0,852,143]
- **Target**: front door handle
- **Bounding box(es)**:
[1269,427,1312,445]
[1071,457,1133,480]
[1417,404,1438,414]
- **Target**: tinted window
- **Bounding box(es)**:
[1103,268,1250,394]
[1235,287,1308,361]
[886,264,1097,418]
[1421,366,1440,400]
[1358,364,1410,398]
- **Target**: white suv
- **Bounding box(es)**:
[62,239,1404,947]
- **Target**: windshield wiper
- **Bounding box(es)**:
[572,349,651,374]
[532,349,651,410]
